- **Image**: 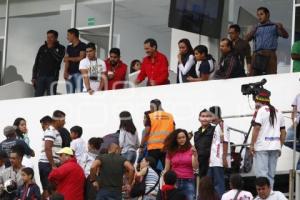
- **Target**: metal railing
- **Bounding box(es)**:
[223,110,298,200]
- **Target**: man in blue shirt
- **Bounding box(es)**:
[246,7,289,76]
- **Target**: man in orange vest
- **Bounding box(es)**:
[140,99,175,172]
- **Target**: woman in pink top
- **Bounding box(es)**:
[163,129,199,200]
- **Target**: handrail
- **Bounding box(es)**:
[223,110,292,119]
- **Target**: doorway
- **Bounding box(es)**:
[78,25,120,60]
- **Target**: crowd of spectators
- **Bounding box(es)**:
[0,88,298,199]
[0,5,299,200]
[30,6,300,97]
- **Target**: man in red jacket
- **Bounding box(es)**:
[48,147,85,200]
[135,38,169,86]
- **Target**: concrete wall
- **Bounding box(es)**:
[0,73,299,185]
[0,81,34,100]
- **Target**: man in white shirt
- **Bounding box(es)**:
[208,106,230,197]
[70,126,86,169]
[38,110,64,199]
[222,174,253,200]
[254,177,287,200]
[250,90,286,188]
[79,42,107,95]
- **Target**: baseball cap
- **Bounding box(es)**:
[56,147,74,156]
[255,89,271,103]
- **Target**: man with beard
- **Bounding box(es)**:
[105,48,127,90]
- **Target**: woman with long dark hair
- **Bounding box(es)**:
[250,89,286,188]
[130,59,141,74]
[177,38,196,83]
[13,118,29,144]
[119,111,140,164]
[198,176,219,200]
[13,117,34,168]
[163,129,199,200]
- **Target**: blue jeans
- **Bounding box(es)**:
[207,167,225,197]
[176,178,195,200]
[66,72,83,93]
[96,188,122,200]
[254,150,280,188]
[121,151,137,165]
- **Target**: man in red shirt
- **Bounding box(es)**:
[135,38,169,86]
[48,147,85,200]
[105,48,127,90]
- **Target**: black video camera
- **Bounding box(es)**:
[241,78,267,100]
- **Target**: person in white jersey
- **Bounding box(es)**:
[79,42,107,95]
[222,174,253,200]
[250,89,286,188]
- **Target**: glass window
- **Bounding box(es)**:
[226,0,293,73]
[114,0,171,72]
[6,0,73,93]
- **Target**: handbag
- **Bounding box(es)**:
[130,169,149,198]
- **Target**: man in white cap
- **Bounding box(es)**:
[48,147,85,200]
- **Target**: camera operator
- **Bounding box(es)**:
[250,89,286,189]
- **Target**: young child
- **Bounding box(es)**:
[70,126,87,168]
[16,167,41,200]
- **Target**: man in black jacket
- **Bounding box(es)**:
[194,109,215,178]
[32,30,65,97]
[215,38,246,79]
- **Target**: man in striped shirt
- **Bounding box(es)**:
[38,110,64,199]
[246,7,289,76]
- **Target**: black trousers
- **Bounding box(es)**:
[148,149,166,174]
[198,155,210,178]
[35,76,57,97]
